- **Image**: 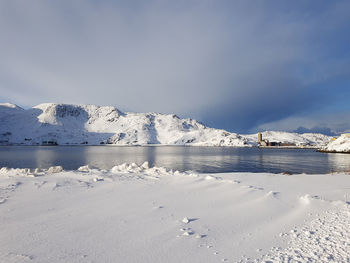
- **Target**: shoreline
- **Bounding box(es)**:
[0,144,321,149]
[317,149,350,154]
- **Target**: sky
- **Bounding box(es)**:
[0,0,350,134]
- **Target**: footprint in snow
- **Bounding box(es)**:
[93,177,104,182]
[182,231,194,236]
[77,180,93,188]
[33,181,47,189]
[266,191,280,197]
[180,227,194,236]
[182,217,198,224]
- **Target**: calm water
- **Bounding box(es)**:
[0,146,350,174]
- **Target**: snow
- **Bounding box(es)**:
[47,166,63,174]
[0,102,332,147]
[0,103,22,110]
[244,131,332,147]
[0,103,23,119]
[0,163,349,262]
[258,209,350,262]
[322,134,350,153]
[0,103,247,146]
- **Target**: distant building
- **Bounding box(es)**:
[280,142,296,147]
[257,132,296,147]
[260,140,268,147]
[258,132,270,146]
[268,141,280,147]
[41,140,58,146]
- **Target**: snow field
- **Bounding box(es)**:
[0,163,349,262]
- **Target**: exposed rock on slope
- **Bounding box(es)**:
[0,103,247,146]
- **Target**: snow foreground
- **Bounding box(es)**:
[0,163,349,263]
[322,134,350,153]
[0,103,331,147]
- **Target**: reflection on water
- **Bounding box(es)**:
[326,153,350,173]
[0,146,350,174]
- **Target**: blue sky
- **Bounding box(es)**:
[0,0,350,134]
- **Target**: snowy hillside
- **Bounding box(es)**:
[322,134,350,153]
[0,103,247,146]
[0,103,332,147]
[244,131,332,147]
[0,103,23,119]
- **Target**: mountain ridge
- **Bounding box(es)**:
[0,102,332,147]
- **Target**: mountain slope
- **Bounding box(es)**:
[0,103,332,147]
[322,134,350,153]
[0,103,247,146]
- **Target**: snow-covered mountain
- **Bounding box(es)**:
[321,134,350,153]
[0,103,247,146]
[0,103,332,147]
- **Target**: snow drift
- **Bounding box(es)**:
[0,163,349,262]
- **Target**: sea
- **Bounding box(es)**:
[1,146,350,174]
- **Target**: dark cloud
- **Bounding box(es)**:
[0,0,349,133]
[294,127,336,136]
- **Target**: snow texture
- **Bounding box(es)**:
[322,134,350,153]
[0,163,349,262]
[0,103,331,147]
[257,209,350,262]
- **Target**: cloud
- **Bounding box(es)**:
[0,1,349,133]
[294,127,336,136]
[256,110,350,135]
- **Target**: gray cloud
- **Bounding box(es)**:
[0,1,350,132]
[256,110,350,135]
[294,127,336,136]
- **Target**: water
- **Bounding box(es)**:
[0,146,349,174]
